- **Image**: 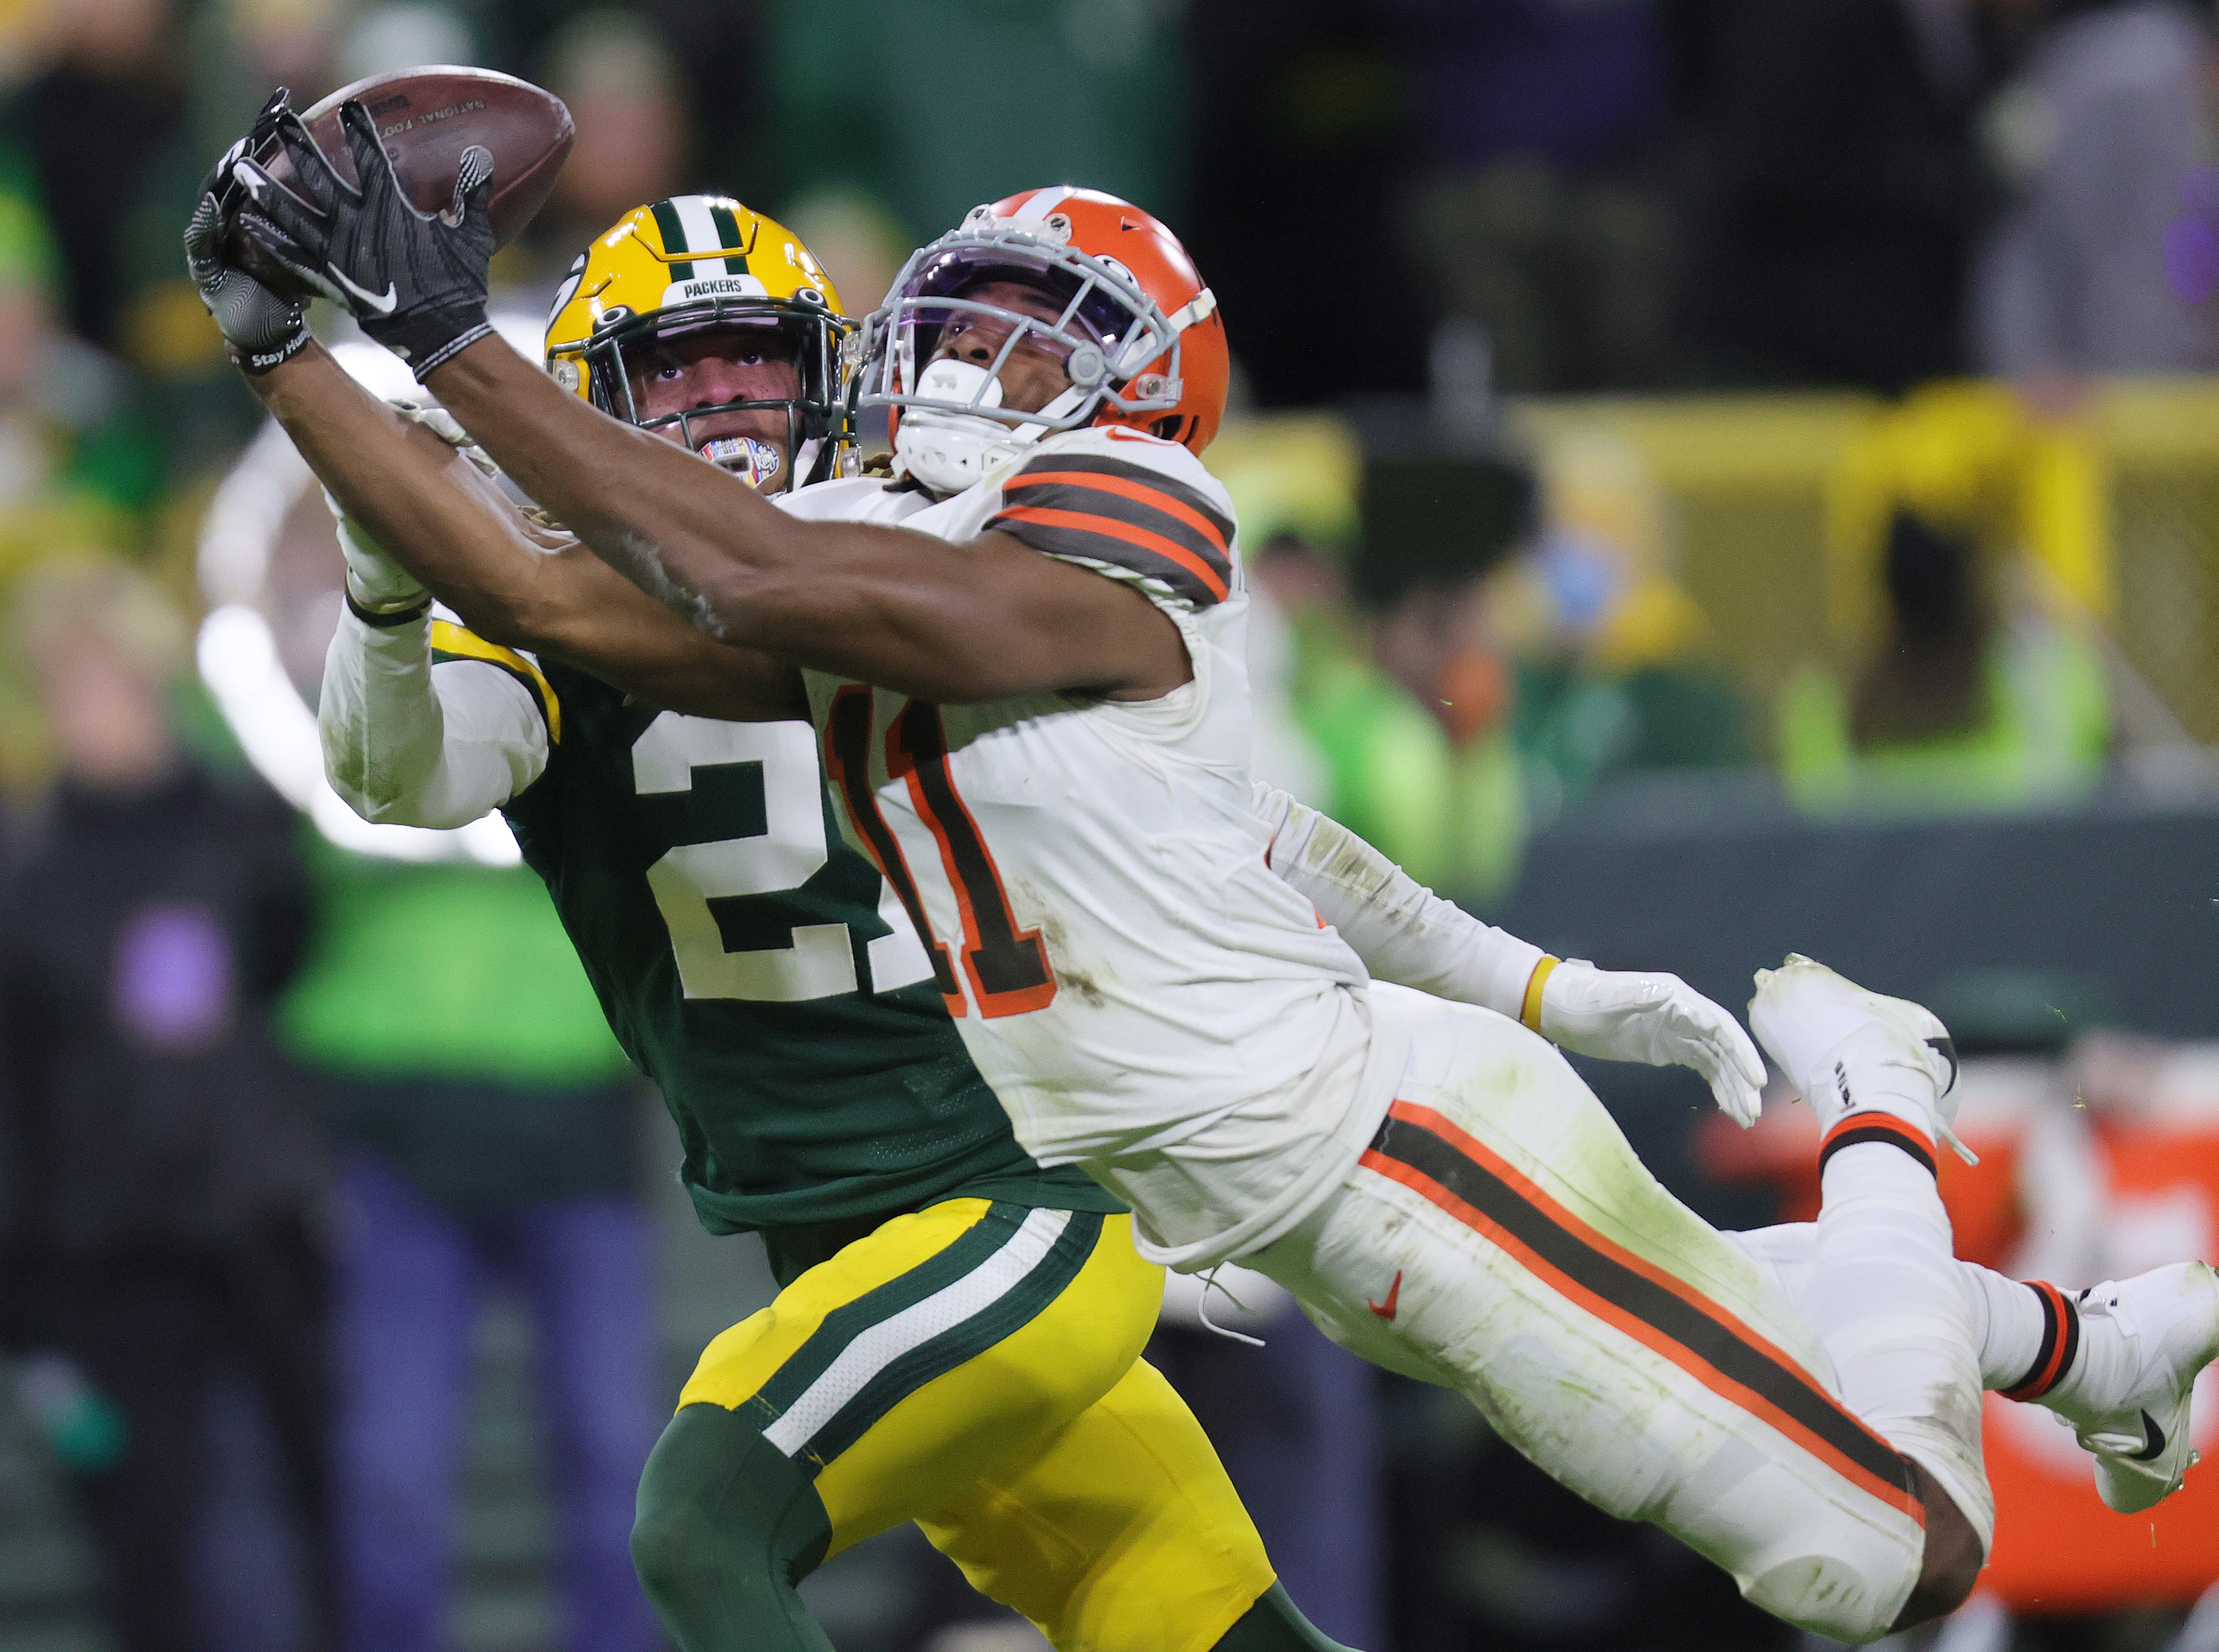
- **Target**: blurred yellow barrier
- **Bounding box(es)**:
[1517,380,2219,748]
[1212,383,2219,753]
[2091,379,2219,741]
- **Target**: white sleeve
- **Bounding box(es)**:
[1251,779,1545,1020]
[319,606,549,829]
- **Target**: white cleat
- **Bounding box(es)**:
[1747,954,1971,1161]
[2048,1262,2219,1514]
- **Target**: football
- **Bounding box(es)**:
[232,65,573,296]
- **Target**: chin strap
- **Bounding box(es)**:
[1034,384,1093,424]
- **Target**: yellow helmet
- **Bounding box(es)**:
[544,195,853,489]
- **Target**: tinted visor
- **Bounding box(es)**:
[898,251,1128,368]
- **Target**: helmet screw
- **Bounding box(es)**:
[1066,344,1106,387]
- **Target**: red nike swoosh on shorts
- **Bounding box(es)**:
[1367,1270,1402,1320]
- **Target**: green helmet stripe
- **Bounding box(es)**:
[709,204,750,276]
[652,200,694,280]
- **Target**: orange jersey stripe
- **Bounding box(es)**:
[1004,469,1232,556]
[992,505,1232,603]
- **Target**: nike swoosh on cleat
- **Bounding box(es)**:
[1926,1035,1959,1095]
[330,268,398,315]
[2130,1409,2168,1462]
[1367,1270,1402,1320]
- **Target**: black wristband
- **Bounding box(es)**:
[410,319,496,381]
[345,589,432,627]
[365,300,493,381]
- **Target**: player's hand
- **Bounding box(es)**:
[232,96,495,380]
[183,95,310,375]
[1539,961,1766,1127]
[325,396,509,615]
[321,489,429,617]
[389,396,502,480]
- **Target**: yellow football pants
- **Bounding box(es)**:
[677,1198,1276,1652]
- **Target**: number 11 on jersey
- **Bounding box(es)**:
[825,688,1057,1019]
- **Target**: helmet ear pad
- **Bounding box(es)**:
[1093,302,1227,456]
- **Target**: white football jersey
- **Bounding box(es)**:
[780,427,1407,1268]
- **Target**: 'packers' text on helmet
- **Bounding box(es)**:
[857,187,1229,496]
[544,195,853,490]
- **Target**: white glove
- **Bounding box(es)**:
[325,494,427,615]
[325,398,502,617]
[1539,959,1766,1127]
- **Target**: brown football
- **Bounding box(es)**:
[233,66,572,297]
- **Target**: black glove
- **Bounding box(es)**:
[183,92,310,375]
[234,97,495,380]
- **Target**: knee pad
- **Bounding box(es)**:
[630,1403,833,1641]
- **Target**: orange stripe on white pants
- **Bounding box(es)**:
[1245,984,1929,1643]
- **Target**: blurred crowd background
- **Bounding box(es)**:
[6,0,2219,1649]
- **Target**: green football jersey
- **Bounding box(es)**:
[431,624,1118,1235]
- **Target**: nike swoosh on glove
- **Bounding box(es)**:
[232,96,495,380]
[1540,960,1767,1127]
[183,93,310,375]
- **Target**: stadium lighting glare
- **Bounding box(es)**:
[195,602,519,864]
[194,319,546,866]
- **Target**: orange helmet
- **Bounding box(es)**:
[858,186,1229,462]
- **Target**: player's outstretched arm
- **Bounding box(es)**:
[228,98,1188,703]
[425,338,1191,703]
[1252,782,1766,1125]
[320,590,546,828]
[190,111,795,721]
[249,345,806,721]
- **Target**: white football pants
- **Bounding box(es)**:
[1247,986,1935,1643]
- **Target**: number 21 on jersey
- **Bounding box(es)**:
[631,713,937,1003]
[823,688,1057,1020]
